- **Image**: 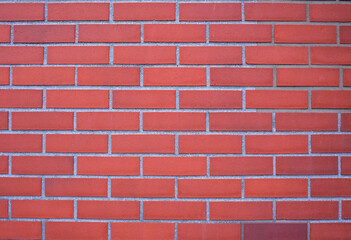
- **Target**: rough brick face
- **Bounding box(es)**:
[14,25,75,43]
[0,1,350,239]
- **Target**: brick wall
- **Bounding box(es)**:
[0,1,350,240]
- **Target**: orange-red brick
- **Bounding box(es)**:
[143,157,207,176]
[77,156,140,176]
[180,3,241,21]
[144,24,206,43]
[48,3,109,21]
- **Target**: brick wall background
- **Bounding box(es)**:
[0,1,350,240]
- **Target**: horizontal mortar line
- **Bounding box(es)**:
[1,195,351,201]
[1,130,351,134]
[0,43,258,46]
[0,218,349,223]
[2,153,351,157]
[0,0,345,2]
[1,86,351,90]
[2,109,351,113]
[1,108,351,112]
[1,64,351,68]
[1,20,351,25]
[1,65,351,69]
[0,109,261,113]
[0,0,341,2]
[1,175,351,179]
[2,43,351,47]
[3,219,349,224]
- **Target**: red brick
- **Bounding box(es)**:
[77,156,140,176]
[311,179,351,197]
[311,47,351,65]
[78,67,139,86]
[0,156,8,174]
[344,69,351,86]
[244,223,307,240]
[144,67,206,86]
[312,134,351,153]
[48,3,109,21]
[0,67,9,85]
[47,46,109,64]
[277,201,338,220]
[12,156,74,175]
[246,46,308,65]
[113,90,175,109]
[341,26,351,44]
[12,112,73,130]
[112,134,174,153]
[210,24,271,42]
[13,67,75,86]
[79,24,140,43]
[245,3,306,21]
[211,201,272,220]
[0,89,42,108]
[0,3,44,21]
[311,223,351,240]
[143,112,206,131]
[180,46,242,65]
[276,113,338,131]
[14,25,75,43]
[0,221,41,240]
[112,179,174,198]
[111,222,174,240]
[276,156,338,175]
[0,25,10,42]
[180,90,242,109]
[246,135,308,154]
[47,90,109,109]
[114,46,176,64]
[275,25,336,43]
[178,179,241,198]
[77,200,139,220]
[342,114,351,131]
[145,24,205,43]
[45,222,107,240]
[277,68,339,87]
[313,90,351,109]
[179,135,242,154]
[246,90,308,109]
[180,3,241,21]
[210,112,272,131]
[310,4,351,22]
[77,112,139,131]
[143,157,207,176]
[343,201,351,219]
[144,201,206,220]
[46,178,107,197]
[0,134,42,153]
[0,46,43,64]
[341,157,351,175]
[245,179,308,198]
[0,177,41,196]
[46,134,108,153]
[114,3,175,21]
[0,112,8,130]
[0,200,7,218]
[211,68,273,86]
[178,223,240,240]
[211,157,273,176]
[12,200,73,219]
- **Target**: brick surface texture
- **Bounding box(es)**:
[0,1,350,240]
